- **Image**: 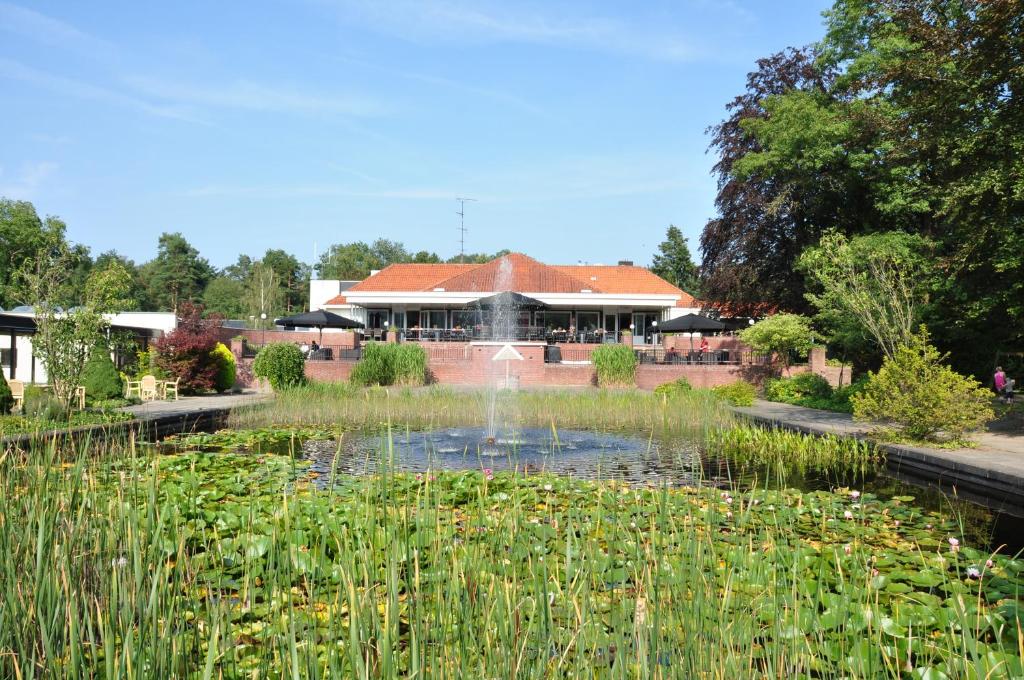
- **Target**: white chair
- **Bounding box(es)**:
[9,379,24,412]
[140,375,159,401]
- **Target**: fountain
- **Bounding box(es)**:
[484,257,518,445]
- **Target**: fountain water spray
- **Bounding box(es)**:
[485,257,517,444]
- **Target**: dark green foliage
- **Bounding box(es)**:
[81,343,124,402]
[0,375,12,415]
[763,373,865,413]
[350,343,427,387]
[252,343,305,391]
[650,225,700,296]
[711,381,756,407]
[591,345,638,387]
[702,1,1024,377]
[765,373,833,403]
[654,377,693,398]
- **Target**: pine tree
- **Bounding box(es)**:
[651,225,700,296]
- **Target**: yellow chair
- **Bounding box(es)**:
[140,375,159,401]
[9,379,24,412]
[162,377,180,401]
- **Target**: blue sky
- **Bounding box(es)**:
[1,0,830,269]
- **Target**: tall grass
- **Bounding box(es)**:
[2,432,1020,678]
[591,345,638,387]
[230,384,733,439]
[350,343,428,387]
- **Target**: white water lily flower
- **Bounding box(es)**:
[850,490,861,499]
[111,556,128,569]
[966,567,981,579]
[844,510,854,519]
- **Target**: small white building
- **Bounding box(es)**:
[0,310,177,384]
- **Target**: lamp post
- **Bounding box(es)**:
[260,312,267,345]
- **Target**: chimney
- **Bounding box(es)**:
[617,260,634,267]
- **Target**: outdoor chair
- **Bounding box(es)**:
[9,379,24,412]
[125,378,141,399]
[162,377,180,401]
[73,386,85,410]
[140,375,159,401]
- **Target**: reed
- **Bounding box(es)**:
[1,431,1020,678]
[230,384,734,440]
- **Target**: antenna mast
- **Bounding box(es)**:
[455,197,476,263]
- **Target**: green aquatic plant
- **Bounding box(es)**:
[1,434,1021,678]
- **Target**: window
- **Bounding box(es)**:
[392,311,406,330]
[576,311,600,332]
[451,310,477,329]
[367,309,390,329]
[538,311,571,331]
[421,310,447,329]
[0,348,10,367]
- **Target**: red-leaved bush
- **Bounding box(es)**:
[154,303,224,394]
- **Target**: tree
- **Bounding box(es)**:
[445,250,510,264]
[202,276,246,318]
[94,250,147,310]
[315,241,380,280]
[85,260,138,313]
[0,198,69,309]
[739,313,815,373]
[851,328,994,443]
[650,225,700,295]
[81,341,123,401]
[243,261,285,328]
[223,254,254,282]
[799,231,934,363]
[260,249,309,313]
[142,232,213,312]
[153,303,223,393]
[16,243,106,415]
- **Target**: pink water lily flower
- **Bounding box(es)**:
[844,544,852,555]
[986,559,995,569]
[850,490,861,499]
[966,566,981,579]
[483,468,494,480]
[844,510,854,519]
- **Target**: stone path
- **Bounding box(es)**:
[120,391,272,419]
[734,399,1024,514]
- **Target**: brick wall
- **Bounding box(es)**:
[662,335,748,352]
[305,360,356,382]
[636,364,774,390]
[220,327,360,349]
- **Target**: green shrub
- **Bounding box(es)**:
[392,344,427,386]
[711,381,756,407]
[133,348,167,380]
[654,377,692,398]
[851,330,994,442]
[211,342,237,392]
[351,342,394,386]
[82,343,123,402]
[592,345,638,387]
[23,390,65,422]
[0,376,12,414]
[764,373,833,403]
[252,343,306,391]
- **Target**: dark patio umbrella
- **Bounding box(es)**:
[467,292,549,311]
[657,313,726,353]
[274,309,363,343]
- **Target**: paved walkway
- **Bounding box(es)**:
[120,391,272,419]
[734,399,1024,513]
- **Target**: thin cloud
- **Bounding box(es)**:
[0,160,59,199]
[0,58,203,123]
[319,0,707,62]
[0,2,117,58]
[123,76,387,118]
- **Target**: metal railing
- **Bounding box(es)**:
[400,326,616,343]
[634,348,772,366]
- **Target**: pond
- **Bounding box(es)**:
[292,424,1024,554]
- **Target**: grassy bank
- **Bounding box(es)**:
[229,383,736,439]
[2,433,1021,678]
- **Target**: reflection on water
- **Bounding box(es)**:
[306,427,719,486]
[300,426,1024,554]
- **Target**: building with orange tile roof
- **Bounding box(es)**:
[311,253,700,344]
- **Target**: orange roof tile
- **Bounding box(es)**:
[434,253,596,294]
[324,294,348,305]
[331,253,695,303]
[553,265,697,305]
[346,263,476,293]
